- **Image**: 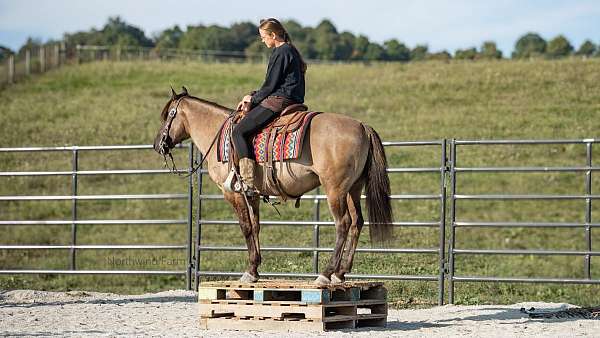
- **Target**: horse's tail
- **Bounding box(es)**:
[362,124,394,245]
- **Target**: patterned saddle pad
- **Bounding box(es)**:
[217,111,319,163]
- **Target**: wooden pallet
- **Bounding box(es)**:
[198,280,387,331]
[198,279,386,304]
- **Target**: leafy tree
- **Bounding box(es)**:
[244,40,270,57]
[427,51,451,61]
[410,45,429,61]
[0,45,13,62]
[363,43,385,60]
[64,16,153,47]
[179,25,236,51]
[178,25,204,50]
[314,19,338,35]
[101,16,153,47]
[17,37,42,56]
[312,19,344,60]
[575,40,596,57]
[282,19,306,41]
[546,35,573,59]
[64,29,103,46]
[351,35,370,60]
[513,32,546,59]
[333,32,354,60]
[480,41,502,59]
[292,26,318,59]
[384,39,410,61]
[154,25,184,50]
[230,22,258,51]
[454,47,477,60]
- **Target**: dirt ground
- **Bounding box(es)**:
[1,289,598,337]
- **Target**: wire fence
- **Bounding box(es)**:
[1,43,371,86]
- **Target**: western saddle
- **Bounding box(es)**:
[229,103,311,204]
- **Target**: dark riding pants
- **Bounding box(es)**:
[232,105,278,160]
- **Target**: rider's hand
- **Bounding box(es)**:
[242,95,253,104]
[237,95,253,114]
[236,101,251,115]
[236,100,245,112]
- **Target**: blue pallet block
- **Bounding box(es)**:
[301,289,330,304]
[254,290,265,302]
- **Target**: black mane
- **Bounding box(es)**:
[159,89,232,122]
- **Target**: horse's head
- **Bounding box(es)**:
[153,87,191,155]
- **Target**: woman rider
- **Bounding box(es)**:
[233,18,307,195]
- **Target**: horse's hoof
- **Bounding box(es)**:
[314,274,331,286]
[330,274,344,284]
[239,272,258,283]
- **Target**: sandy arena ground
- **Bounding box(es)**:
[1,289,599,337]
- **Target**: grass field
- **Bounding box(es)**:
[1,58,600,307]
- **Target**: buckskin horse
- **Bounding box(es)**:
[154,88,393,285]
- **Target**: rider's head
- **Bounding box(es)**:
[258,18,307,73]
[258,18,288,48]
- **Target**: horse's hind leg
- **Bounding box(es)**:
[315,187,352,286]
[333,180,365,283]
[224,191,261,282]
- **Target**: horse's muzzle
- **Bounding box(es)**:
[155,135,173,155]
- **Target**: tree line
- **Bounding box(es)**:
[2,16,600,62]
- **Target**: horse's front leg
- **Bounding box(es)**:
[224,191,261,282]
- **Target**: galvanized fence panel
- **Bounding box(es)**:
[448,139,600,303]
[193,141,448,304]
[0,144,195,289]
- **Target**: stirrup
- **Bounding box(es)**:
[223,168,243,193]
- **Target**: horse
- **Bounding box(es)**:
[153,87,393,285]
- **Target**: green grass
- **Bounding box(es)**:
[1,59,600,307]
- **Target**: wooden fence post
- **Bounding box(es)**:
[54,44,60,68]
[8,54,15,84]
[59,42,66,66]
[25,49,31,75]
[39,46,45,73]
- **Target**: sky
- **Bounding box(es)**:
[1,0,600,55]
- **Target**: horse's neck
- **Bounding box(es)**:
[183,98,230,156]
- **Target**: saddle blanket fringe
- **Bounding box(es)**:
[217,112,319,163]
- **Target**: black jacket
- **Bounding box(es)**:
[251,43,305,105]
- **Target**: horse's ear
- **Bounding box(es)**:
[182,86,188,95]
[170,86,176,99]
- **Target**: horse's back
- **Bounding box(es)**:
[309,112,369,152]
[307,112,370,184]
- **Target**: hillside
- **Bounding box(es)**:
[1,59,599,306]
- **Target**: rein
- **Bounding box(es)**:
[159,99,281,223]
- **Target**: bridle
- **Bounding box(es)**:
[158,96,236,177]
[157,97,185,174]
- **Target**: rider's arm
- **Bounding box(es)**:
[251,50,287,106]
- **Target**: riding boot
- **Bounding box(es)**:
[239,158,258,196]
